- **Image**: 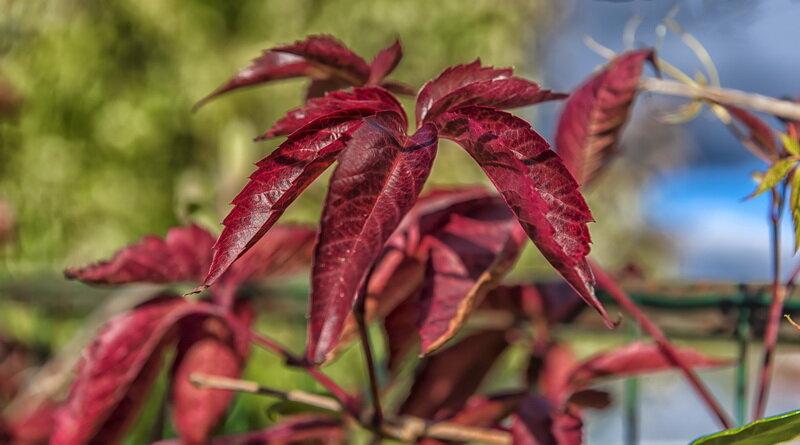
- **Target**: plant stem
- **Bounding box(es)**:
[639,78,800,121]
[190,373,511,444]
[355,287,384,428]
[591,262,734,429]
[753,192,786,420]
[246,329,359,417]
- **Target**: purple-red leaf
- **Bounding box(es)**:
[725,105,779,161]
[417,60,565,124]
[275,35,371,85]
[260,87,402,139]
[194,51,311,111]
[368,39,403,86]
[64,224,214,285]
[51,296,218,444]
[203,109,376,289]
[399,329,510,420]
[555,49,654,186]
[437,106,614,327]
[383,289,422,374]
[170,304,253,444]
[417,200,526,353]
[568,341,730,388]
[154,415,344,445]
[306,113,438,364]
[511,395,583,445]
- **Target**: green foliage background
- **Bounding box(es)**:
[0,0,551,276]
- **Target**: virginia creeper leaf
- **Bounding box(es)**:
[367,39,403,86]
[437,106,614,328]
[203,108,377,289]
[417,201,526,353]
[170,304,253,444]
[64,224,214,285]
[568,341,730,388]
[275,35,371,86]
[399,329,509,420]
[306,113,438,364]
[555,49,654,186]
[417,60,565,124]
[260,87,402,139]
[51,296,218,444]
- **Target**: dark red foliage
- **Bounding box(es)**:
[307,114,438,363]
[194,35,411,110]
[154,415,344,445]
[436,106,612,327]
[51,296,198,444]
[399,329,510,420]
[555,49,655,186]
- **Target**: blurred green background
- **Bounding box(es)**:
[0,0,552,277]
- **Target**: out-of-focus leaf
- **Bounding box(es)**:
[511,395,583,445]
[746,157,796,199]
[566,389,612,410]
[781,133,800,157]
[307,114,437,364]
[419,392,524,445]
[417,60,564,124]
[568,341,730,388]
[64,224,214,285]
[790,170,800,252]
[51,296,218,444]
[725,105,779,161]
[417,202,526,353]
[528,342,578,405]
[691,409,800,445]
[555,49,654,186]
[2,400,56,445]
[481,282,585,326]
[154,414,344,445]
[399,329,509,420]
[259,87,403,139]
[196,35,410,110]
[170,304,253,444]
[437,106,614,328]
[367,39,403,86]
[202,109,374,289]
[383,288,422,374]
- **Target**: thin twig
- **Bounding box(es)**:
[754,190,787,419]
[245,328,360,417]
[591,261,734,429]
[639,78,800,121]
[190,373,511,444]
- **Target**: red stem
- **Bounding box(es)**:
[591,261,734,429]
[247,329,360,417]
[753,193,785,420]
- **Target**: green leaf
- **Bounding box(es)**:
[791,171,800,252]
[691,409,800,445]
[747,158,796,199]
[780,132,800,156]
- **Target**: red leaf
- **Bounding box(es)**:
[275,35,371,85]
[171,306,253,444]
[399,329,510,420]
[511,395,583,445]
[260,87,402,139]
[555,49,654,186]
[383,287,422,373]
[193,51,311,110]
[566,388,611,410]
[3,400,57,445]
[725,105,779,161]
[51,296,218,444]
[418,201,527,353]
[482,282,585,327]
[437,106,614,328]
[569,341,730,388]
[153,415,344,445]
[306,113,438,364]
[367,39,403,86]
[419,392,523,445]
[64,224,214,285]
[417,60,565,124]
[214,225,315,308]
[203,109,375,288]
[528,342,578,405]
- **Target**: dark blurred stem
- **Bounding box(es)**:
[355,286,384,430]
[245,328,359,417]
[591,262,734,429]
[754,190,786,420]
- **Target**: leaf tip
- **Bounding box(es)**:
[184,284,209,297]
